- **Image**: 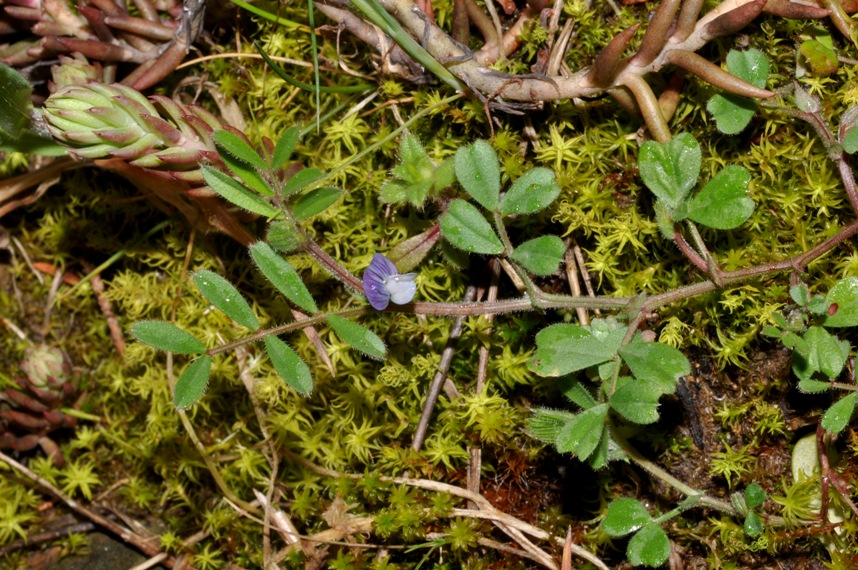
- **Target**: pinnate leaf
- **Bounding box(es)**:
[455,140,500,210]
[174,356,212,409]
[131,320,206,354]
[214,130,273,196]
[327,315,386,359]
[687,165,753,229]
[249,242,317,313]
[214,130,267,170]
[193,269,260,331]
[440,199,503,255]
[264,334,313,395]
[282,168,324,197]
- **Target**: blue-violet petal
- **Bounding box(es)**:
[363,253,397,310]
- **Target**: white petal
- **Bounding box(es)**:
[384,273,417,305]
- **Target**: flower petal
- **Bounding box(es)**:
[363,254,397,310]
[385,273,417,305]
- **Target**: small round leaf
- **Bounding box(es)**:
[626,522,670,568]
[603,498,652,537]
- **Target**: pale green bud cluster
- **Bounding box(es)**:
[42,82,224,183]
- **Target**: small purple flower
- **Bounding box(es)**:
[363,253,418,310]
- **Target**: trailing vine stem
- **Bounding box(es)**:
[610,427,792,525]
[207,214,858,358]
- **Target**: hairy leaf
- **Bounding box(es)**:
[249,242,317,313]
[131,320,206,354]
[602,498,652,537]
[264,334,313,395]
[327,315,386,359]
[499,167,560,215]
[511,235,565,275]
[193,270,260,331]
[174,356,212,409]
[440,199,504,254]
[455,140,500,210]
[639,133,701,208]
[201,165,278,217]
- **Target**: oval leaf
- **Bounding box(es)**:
[249,242,317,313]
[327,314,386,359]
[292,187,343,221]
[455,140,500,210]
[264,334,313,395]
[282,167,324,197]
[603,498,652,537]
[627,522,670,568]
[511,235,565,275]
[213,130,272,196]
[387,224,441,272]
[824,277,858,327]
[821,392,857,434]
[201,165,279,217]
[214,130,268,170]
[638,133,700,208]
[271,126,299,169]
[499,167,560,215]
[687,165,753,229]
[131,320,206,354]
[174,356,212,409]
[193,269,260,331]
[440,199,504,255]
